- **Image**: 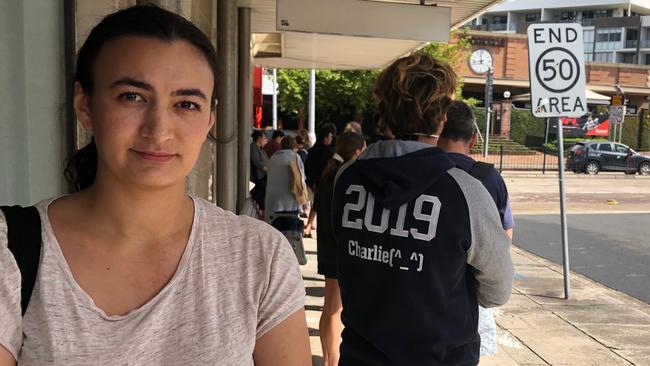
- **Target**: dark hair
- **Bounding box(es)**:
[334,132,366,162]
[280,136,298,150]
[374,53,457,139]
[440,100,476,142]
[251,129,265,141]
[272,129,285,140]
[295,136,305,146]
[65,5,218,191]
[321,132,366,183]
[317,123,337,142]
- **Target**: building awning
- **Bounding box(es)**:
[512,89,612,105]
[243,0,503,69]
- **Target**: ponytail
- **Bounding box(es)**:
[64,139,98,191]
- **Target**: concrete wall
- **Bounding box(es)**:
[0,0,67,206]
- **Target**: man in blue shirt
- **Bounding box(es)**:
[437,100,514,237]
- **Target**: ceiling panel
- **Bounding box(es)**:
[241,0,504,69]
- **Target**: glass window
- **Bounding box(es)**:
[584,52,593,61]
[561,11,576,21]
[615,144,629,154]
[595,9,613,18]
[598,143,612,152]
[493,15,507,24]
[596,29,610,42]
[525,13,540,22]
[622,53,636,64]
[584,30,595,42]
[594,52,613,62]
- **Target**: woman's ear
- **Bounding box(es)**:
[74,82,92,132]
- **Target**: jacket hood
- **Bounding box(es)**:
[354,140,455,210]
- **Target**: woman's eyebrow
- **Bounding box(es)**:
[109,78,207,101]
[172,88,207,101]
[110,77,152,90]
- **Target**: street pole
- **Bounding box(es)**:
[309,69,316,136]
[483,67,493,158]
[544,117,550,144]
[556,117,571,299]
[272,68,278,130]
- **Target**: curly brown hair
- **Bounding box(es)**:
[373,53,457,139]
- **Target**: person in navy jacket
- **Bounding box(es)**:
[330,54,513,366]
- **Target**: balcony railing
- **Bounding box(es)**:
[581,18,595,26]
[490,23,508,31]
[641,40,650,48]
[625,39,638,48]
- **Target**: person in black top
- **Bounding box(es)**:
[315,132,366,366]
[330,53,513,366]
[304,123,337,237]
[249,129,269,211]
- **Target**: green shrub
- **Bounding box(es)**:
[621,116,639,149]
[509,110,546,148]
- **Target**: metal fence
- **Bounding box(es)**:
[469,145,564,173]
[469,143,648,173]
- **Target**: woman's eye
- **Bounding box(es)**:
[119,92,144,102]
[177,101,201,111]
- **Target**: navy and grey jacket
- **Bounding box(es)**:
[331,140,513,366]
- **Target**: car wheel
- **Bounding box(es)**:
[639,162,650,176]
[585,161,600,175]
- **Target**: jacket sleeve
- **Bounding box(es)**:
[250,144,268,170]
[448,168,514,307]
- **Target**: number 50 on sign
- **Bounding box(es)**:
[528,23,587,118]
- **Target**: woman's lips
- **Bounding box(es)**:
[133,150,175,162]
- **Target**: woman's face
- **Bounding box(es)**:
[75,36,214,190]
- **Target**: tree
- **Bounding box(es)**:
[420,28,473,99]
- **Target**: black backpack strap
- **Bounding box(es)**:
[468,161,495,183]
[0,206,42,316]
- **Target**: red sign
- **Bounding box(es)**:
[560,114,609,137]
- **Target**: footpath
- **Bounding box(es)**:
[301,174,650,365]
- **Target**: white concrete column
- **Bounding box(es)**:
[309,68,316,135]
[272,68,278,130]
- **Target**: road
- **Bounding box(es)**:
[513,213,650,304]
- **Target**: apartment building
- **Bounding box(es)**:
[470,0,650,65]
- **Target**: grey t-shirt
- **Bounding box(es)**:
[0,197,305,365]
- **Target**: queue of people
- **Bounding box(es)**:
[0,4,513,366]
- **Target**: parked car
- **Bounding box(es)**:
[567,141,650,175]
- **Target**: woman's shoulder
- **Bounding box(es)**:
[194,197,286,250]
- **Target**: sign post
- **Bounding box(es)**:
[610,94,625,143]
[528,23,586,300]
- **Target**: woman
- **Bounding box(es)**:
[315,132,366,366]
[250,129,269,212]
[0,6,310,365]
[264,136,306,223]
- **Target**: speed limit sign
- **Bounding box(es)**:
[528,23,587,118]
